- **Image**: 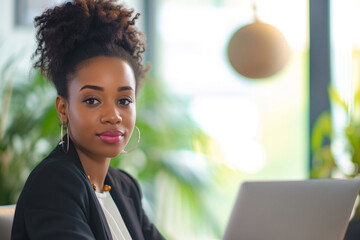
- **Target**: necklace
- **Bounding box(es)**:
[87,175,111,192]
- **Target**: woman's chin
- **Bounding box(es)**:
[106,151,123,159]
[98,143,126,158]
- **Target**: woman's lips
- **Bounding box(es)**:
[97,131,123,144]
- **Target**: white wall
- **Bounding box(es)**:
[0,0,35,75]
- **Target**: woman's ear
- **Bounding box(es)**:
[56,95,68,125]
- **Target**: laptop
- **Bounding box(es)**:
[223,179,360,240]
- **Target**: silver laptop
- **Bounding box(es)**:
[223,179,360,240]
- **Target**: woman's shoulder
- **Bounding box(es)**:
[13,145,95,239]
[22,145,87,196]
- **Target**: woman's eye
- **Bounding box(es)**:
[83,98,100,105]
[118,98,133,105]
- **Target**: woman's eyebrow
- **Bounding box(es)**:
[79,85,134,92]
[118,86,134,91]
[80,85,104,91]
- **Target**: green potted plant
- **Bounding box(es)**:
[0,60,59,205]
[311,85,360,239]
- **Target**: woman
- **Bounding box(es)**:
[11,0,165,239]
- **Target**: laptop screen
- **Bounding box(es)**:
[223,179,360,240]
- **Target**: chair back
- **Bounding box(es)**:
[0,205,16,240]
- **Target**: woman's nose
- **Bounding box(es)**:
[100,106,122,124]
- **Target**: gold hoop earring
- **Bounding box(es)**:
[59,123,69,153]
[122,126,140,154]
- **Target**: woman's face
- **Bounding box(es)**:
[60,56,136,159]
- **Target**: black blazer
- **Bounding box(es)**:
[11,136,165,240]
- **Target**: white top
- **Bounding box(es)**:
[95,191,132,240]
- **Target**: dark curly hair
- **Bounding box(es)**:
[33,0,146,98]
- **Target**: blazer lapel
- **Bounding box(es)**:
[63,135,113,240]
[106,173,144,240]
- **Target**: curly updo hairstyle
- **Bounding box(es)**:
[33,0,146,98]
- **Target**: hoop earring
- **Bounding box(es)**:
[59,123,69,154]
[122,126,140,154]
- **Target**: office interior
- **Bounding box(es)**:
[0,0,359,239]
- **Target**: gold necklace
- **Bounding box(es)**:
[87,175,111,192]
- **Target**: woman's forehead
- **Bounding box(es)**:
[71,56,136,88]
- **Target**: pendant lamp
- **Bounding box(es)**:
[227,3,290,79]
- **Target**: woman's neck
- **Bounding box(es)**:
[75,147,111,193]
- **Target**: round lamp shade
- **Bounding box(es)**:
[227,21,290,79]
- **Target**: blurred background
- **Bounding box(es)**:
[0,0,359,239]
